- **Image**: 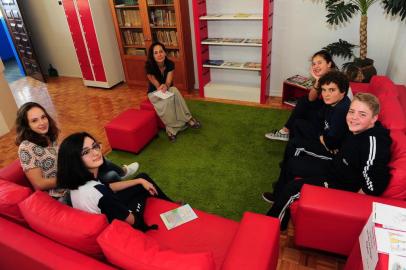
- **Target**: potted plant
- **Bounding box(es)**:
[322,0,406,82]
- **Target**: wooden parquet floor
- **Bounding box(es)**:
[0,76,346,270]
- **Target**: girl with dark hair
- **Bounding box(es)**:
[265,50,352,141]
[15,102,139,201]
[145,41,200,142]
[57,132,172,231]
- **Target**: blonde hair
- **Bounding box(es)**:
[353,93,380,116]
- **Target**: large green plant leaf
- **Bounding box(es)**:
[325,0,359,25]
[323,39,357,59]
[383,0,406,20]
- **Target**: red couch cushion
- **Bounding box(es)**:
[0,179,32,223]
[378,93,406,131]
[368,76,398,98]
[18,191,108,258]
[143,198,239,269]
[349,82,369,95]
[390,130,406,160]
[382,158,406,200]
[0,217,115,270]
[0,160,32,187]
[98,220,215,270]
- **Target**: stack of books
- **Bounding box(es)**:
[286,74,314,89]
[116,9,142,27]
[122,30,145,46]
[203,60,261,70]
[152,30,178,46]
[150,9,176,27]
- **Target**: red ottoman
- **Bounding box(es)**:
[105,109,158,153]
[140,99,165,129]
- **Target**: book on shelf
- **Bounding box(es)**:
[204,59,224,66]
[243,62,261,69]
[153,30,178,46]
[244,38,262,44]
[126,48,146,56]
[122,30,145,46]
[233,13,251,18]
[206,14,223,18]
[150,9,176,27]
[117,9,142,27]
[202,38,223,43]
[286,74,314,89]
[222,38,245,43]
[283,98,298,107]
[222,61,243,68]
[167,50,179,58]
[148,0,174,4]
[115,0,138,5]
[160,204,198,230]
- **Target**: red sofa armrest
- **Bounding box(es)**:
[292,184,406,255]
[221,212,279,270]
[0,217,115,270]
[0,160,31,187]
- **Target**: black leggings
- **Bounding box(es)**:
[267,156,340,230]
[272,120,333,197]
[115,173,172,231]
[284,96,323,132]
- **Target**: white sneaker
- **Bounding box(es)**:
[265,130,289,141]
[122,162,139,179]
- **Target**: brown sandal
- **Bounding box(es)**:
[188,118,201,129]
[167,132,176,142]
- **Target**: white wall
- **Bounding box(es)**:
[387,23,406,85]
[269,0,402,96]
[19,0,81,77]
[17,0,404,94]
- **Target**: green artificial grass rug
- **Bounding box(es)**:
[107,100,290,221]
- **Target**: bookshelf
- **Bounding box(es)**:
[192,0,274,104]
[108,0,194,90]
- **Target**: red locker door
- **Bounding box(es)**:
[76,0,106,82]
[62,0,94,81]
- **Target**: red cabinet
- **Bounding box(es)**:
[62,0,124,88]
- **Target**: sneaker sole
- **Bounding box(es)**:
[265,135,289,141]
[262,193,274,204]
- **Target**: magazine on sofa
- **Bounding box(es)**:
[160,204,198,230]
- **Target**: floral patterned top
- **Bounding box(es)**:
[18,140,66,198]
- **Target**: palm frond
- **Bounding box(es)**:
[383,0,406,21]
[342,61,355,71]
[322,39,357,60]
[325,0,359,25]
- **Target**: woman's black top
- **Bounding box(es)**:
[145,59,175,93]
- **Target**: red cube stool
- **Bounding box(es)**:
[140,99,165,129]
[105,109,158,153]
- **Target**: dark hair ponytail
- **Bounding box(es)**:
[312,50,337,69]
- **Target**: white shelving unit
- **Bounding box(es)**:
[192,0,274,104]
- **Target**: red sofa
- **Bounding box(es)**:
[0,160,280,270]
[290,76,406,259]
